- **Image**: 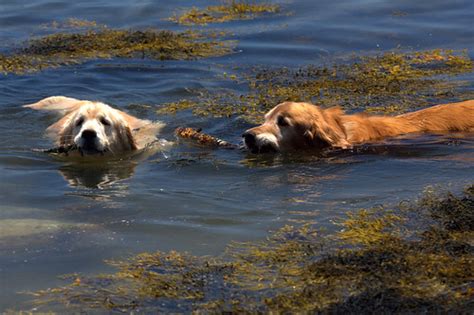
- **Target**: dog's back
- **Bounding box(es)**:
[398,100,474,132]
[342,100,474,144]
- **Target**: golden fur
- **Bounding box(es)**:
[243,100,474,153]
[24,96,163,156]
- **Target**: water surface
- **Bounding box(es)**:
[1,0,474,311]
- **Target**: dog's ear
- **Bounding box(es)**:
[23,96,84,114]
[306,106,350,148]
[125,126,138,150]
[45,112,75,146]
[113,123,138,151]
[116,109,152,131]
[114,109,165,149]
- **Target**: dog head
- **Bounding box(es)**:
[24,96,153,155]
[242,102,350,153]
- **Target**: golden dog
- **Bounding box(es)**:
[24,96,163,156]
[243,100,474,153]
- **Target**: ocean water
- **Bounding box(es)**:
[0,0,473,311]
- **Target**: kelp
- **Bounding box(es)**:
[0,29,233,74]
[23,185,474,313]
[169,0,280,25]
[158,49,474,123]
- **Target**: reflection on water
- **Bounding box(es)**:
[0,0,474,311]
[59,161,136,189]
[53,139,172,191]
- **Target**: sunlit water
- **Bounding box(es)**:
[1,0,474,311]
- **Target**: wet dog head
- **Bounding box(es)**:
[58,102,137,154]
[243,102,349,153]
[24,96,154,155]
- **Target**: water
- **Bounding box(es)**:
[1,0,474,311]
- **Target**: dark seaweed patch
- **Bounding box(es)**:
[169,0,280,25]
[23,185,474,313]
[158,49,474,123]
[0,29,234,74]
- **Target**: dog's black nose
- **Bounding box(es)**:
[242,131,256,147]
[81,129,97,140]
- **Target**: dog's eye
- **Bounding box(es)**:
[100,117,111,126]
[76,117,84,127]
[277,116,289,127]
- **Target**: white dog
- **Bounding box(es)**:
[24,96,164,156]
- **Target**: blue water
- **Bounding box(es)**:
[1,0,474,311]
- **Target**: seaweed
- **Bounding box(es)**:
[158,49,474,123]
[22,185,474,313]
[0,29,234,74]
[169,0,280,25]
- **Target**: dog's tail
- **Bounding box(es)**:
[23,96,83,114]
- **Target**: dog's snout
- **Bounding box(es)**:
[81,129,97,140]
[242,131,256,147]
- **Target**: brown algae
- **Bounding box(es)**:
[25,185,474,313]
[158,49,474,123]
[169,0,280,25]
[0,29,234,74]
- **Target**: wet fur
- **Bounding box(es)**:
[244,100,474,152]
[24,96,161,155]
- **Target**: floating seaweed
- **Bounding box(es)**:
[22,185,474,313]
[158,49,474,123]
[169,0,280,25]
[0,29,234,74]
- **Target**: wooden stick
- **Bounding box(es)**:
[34,144,79,156]
[175,127,238,149]
[37,128,238,156]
